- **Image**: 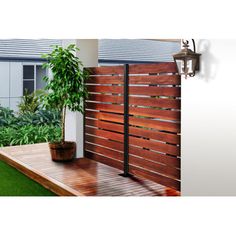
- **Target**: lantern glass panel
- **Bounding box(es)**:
[186,59,193,74]
[191,57,198,74]
[175,59,183,74]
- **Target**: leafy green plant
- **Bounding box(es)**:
[0,106,61,128]
[0,106,16,126]
[18,89,45,115]
[42,44,89,143]
[16,109,61,127]
[0,104,61,146]
[0,125,61,147]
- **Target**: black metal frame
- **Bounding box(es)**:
[119,64,132,177]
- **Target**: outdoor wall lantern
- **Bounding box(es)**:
[173,39,201,79]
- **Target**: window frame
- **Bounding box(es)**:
[22,62,48,93]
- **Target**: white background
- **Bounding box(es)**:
[1,0,236,235]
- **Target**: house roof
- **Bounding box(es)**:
[99,39,180,64]
[0,39,62,61]
[0,39,180,63]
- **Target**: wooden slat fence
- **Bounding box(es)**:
[84,63,181,191]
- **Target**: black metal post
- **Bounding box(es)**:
[83,79,86,158]
[119,64,132,177]
[83,69,88,158]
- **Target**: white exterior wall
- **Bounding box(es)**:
[65,39,98,158]
[10,62,23,111]
[0,62,10,107]
[0,61,22,110]
[182,39,236,196]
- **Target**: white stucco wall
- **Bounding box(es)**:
[65,39,98,158]
[182,39,236,196]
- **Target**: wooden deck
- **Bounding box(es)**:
[0,143,166,196]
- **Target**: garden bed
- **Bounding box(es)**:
[0,105,61,147]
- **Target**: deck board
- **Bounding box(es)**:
[0,143,165,196]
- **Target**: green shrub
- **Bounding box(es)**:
[0,106,61,128]
[0,106,16,126]
[0,104,61,147]
[0,125,61,147]
[18,89,45,115]
[16,109,61,127]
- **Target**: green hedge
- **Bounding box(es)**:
[0,125,61,147]
[0,106,61,147]
[0,107,61,127]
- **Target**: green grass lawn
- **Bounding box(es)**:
[0,160,56,196]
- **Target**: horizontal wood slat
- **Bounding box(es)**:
[87,85,123,94]
[129,136,180,156]
[87,94,123,104]
[87,94,180,109]
[129,126,180,145]
[85,134,123,152]
[87,75,180,85]
[129,86,180,97]
[87,76,124,84]
[129,116,180,133]
[86,103,124,114]
[129,97,180,109]
[85,126,123,143]
[85,118,124,133]
[85,110,124,124]
[87,85,180,97]
[85,143,123,161]
[129,165,180,191]
[129,155,180,179]
[129,145,180,168]
[129,75,181,85]
[129,63,178,74]
[129,106,180,121]
[86,66,124,75]
[85,151,123,170]
[87,63,178,75]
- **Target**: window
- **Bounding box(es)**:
[23,64,47,94]
[23,65,34,94]
[36,65,47,90]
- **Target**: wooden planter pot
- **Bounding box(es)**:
[49,141,76,162]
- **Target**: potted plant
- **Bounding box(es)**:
[42,44,89,161]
